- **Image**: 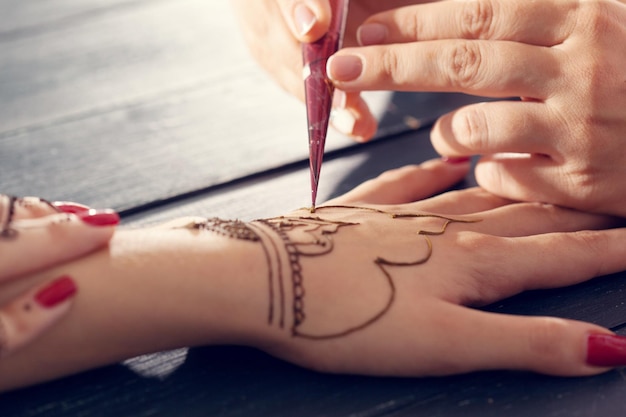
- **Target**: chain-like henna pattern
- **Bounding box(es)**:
[0,195,18,239]
[187,206,479,340]
[0,195,62,240]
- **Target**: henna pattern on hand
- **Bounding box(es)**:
[188,205,478,340]
[0,195,61,240]
[0,195,19,239]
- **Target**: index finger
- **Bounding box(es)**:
[327,39,559,99]
[357,0,574,47]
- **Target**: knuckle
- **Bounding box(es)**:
[459,0,496,39]
[453,233,514,303]
[380,48,400,79]
[577,0,614,36]
[526,318,570,364]
[570,230,609,274]
[452,106,489,152]
[379,47,416,88]
[444,42,485,89]
[404,12,423,41]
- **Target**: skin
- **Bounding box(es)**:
[0,197,116,357]
[1,158,626,392]
[231,0,626,217]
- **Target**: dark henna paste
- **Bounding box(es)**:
[186,205,478,340]
[0,195,18,239]
[0,196,61,240]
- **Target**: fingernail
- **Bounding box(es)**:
[327,55,363,82]
[53,201,90,214]
[331,108,357,136]
[442,156,471,164]
[358,23,387,46]
[35,276,78,308]
[294,4,316,37]
[587,333,626,367]
[77,209,120,226]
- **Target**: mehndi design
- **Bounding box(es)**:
[0,195,19,239]
[0,195,60,240]
[188,205,478,340]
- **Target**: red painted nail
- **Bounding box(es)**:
[77,209,120,226]
[442,156,471,164]
[52,201,90,214]
[35,276,78,308]
[587,333,626,367]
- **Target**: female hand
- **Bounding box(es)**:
[245,160,626,377]
[2,158,626,390]
[229,0,420,140]
[326,0,626,216]
[0,195,119,357]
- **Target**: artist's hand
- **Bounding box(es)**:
[327,0,626,216]
[249,159,626,377]
[229,0,421,141]
[0,195,119,357]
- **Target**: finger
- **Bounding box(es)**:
[0,210,119,281]
[330,90,378,142]
[0,276,77,358]
[327,40,559,100]
[474,155,589,211]
[431,100,561,158]
[470,202,622,237]
[325,158,471,205]
[278,0,332,42]
[453,227,626,307]
[474,154,626,216]
[357,0,572,47]
[428,305,615,377]
[415,186,515,215]
[0,195,90,223]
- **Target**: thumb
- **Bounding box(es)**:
[326,158,471,205]
[278,0,332,42]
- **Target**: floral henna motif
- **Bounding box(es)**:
[188,206,478,340]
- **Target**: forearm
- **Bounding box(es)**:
[0,225,268,392]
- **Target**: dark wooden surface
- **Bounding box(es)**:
[2,1,626,416]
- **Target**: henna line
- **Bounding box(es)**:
[258,219,305,333]
[246,222,276,325]
[261,223,287,329]
[294,260,397,340]
[189,206,480,340]
[0,196,18,239]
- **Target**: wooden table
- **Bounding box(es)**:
[2,1,626,416]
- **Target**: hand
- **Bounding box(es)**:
[3,159,626,390]
[247,160,626,377]
[0,195,119,357]
[326,0,626,216]
[229,0,419,141]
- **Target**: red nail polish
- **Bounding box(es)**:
[587,333,626,367]
[53,201,90,214]
[77,209,120,226]
[442,156,471,164]
[35,276,78,308]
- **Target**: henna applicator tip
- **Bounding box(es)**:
[302,0,349,211]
